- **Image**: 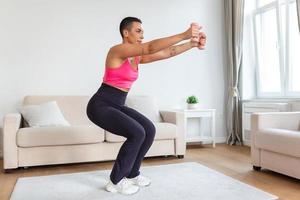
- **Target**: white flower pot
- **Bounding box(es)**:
[187,103,198,109]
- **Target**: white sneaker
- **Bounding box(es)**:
[105,178,140,195]
[127,175,151,187]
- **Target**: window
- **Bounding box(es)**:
[259,0,276,7]
[287,1,300,93]
[253,0,300,97]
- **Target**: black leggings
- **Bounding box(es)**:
[86,83,156,184]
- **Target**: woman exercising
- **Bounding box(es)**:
[86,17,206,195]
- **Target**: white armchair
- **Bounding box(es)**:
[251,112,300,179]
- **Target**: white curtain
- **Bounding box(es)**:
[297,0,300,32]
[224,0,245,145]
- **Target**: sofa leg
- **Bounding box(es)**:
[23,166,29,170]
[3,169,14,173]
[177,155,184,159]
[253,165,261,171]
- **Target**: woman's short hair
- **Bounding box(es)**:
[119,17,142,38]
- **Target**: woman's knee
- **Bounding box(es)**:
[128,124,146,143]
[145,121,156,139]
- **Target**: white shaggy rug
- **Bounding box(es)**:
[10,162,278,200]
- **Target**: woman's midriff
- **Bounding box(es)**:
[104,83,129,92]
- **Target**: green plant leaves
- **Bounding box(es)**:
[186,95,199,104]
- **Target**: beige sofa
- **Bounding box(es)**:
[3,95,185,172]
[251,112,300,179]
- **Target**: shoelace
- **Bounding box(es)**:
[120,178,132,189]
[136,175,146,181]
[136,176,143,182]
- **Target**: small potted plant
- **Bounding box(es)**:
[186,95,199,109]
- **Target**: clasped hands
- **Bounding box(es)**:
[189,22,207,50]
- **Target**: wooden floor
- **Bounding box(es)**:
[1,144,300,200]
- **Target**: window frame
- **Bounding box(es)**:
[252,0,300,98]
[285,0,300,97]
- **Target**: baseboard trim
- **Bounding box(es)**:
[197,137,250,146]
[197,136,227,145]
[215,136,227,143]
[243,140,251,147]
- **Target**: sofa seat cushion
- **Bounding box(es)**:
[106,122,177,143]
[17,125,105,147]
[255,128,300,157]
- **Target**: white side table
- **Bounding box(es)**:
[174,109,216,148]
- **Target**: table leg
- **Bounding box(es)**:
[212,110,216,148]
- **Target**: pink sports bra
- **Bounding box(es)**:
[102,57,139,90]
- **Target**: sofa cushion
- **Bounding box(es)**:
[17,125,105,147]
[23,95,92,126]
[255,128,300,158]
[19,101,70,127]
[106,122,177,143]
[125,95,163,122]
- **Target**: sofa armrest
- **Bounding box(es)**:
[160,110,177,124]
[251,112,300,131]
[160,110,186,156]
[3,113,22,169]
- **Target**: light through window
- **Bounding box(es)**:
[253,0,300,97]
[288,2,300,92]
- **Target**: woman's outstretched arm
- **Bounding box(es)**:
[140,32,207,64]
[109,25,201,59]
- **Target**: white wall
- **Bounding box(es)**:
[0,0,227,156]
